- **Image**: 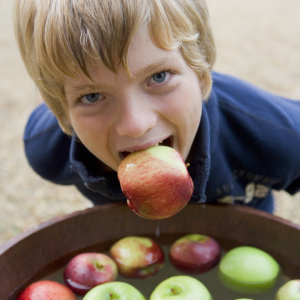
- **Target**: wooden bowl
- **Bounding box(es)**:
[1,203,300,299]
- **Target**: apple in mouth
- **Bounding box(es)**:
[117,144,194,220]
[119,137,172,160]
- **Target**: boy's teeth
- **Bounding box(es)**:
[130,141,163,152]
[152,141,163,147]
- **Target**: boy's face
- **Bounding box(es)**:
[64,28,203,172]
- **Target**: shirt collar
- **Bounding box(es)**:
[187,100,211,202]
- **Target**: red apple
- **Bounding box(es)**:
[63,252,118,295]
[17,280,76,300]
[169,234,221,274]
[117,146,194,220]
[110,236,165,278]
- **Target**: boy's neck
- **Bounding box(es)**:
[97,159,115,172]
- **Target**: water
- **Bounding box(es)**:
[42,244,289,300]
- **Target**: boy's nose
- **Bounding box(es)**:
[115,97,157,138]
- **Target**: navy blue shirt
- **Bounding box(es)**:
[24,72,300,213]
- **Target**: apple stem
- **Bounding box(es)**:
[171,288,179,295]
[95,262,103,270]
[186,163,190,168]
[109,292,114,299]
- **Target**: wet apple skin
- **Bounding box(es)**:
[118,146,194,220]
[169,234,221,274]
[110,236,165,279]
[63,253,118,296]
[17,280,76,300]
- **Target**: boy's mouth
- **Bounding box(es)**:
[119,137,172,160]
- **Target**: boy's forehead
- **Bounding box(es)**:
[65,29,181,92]
[126,28,176,74]
[94,28,179,76]
[65,55,178,95]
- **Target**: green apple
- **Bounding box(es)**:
[275,280,300,300]
[83,281,146,300]
[149,275,212,300]
[219,246,280,294]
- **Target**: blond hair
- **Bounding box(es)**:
[14,0,216,135]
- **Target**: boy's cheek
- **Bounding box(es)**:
[162,90,202,124]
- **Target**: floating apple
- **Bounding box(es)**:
[219,246,280,294]
[17,280,76,300]
[63,252,118,295]
[117,146,194,220]
[83,281,146,300]
[275,279,300,300]
[169,233,221,274]
[150,275,212,300]
[110,236,164,278]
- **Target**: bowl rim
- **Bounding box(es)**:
[1,203,300,254]
[1,203,300,300]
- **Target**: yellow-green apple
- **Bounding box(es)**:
[275,280,300,300]
[150,275,212,300]
[110,236,164,278]
[219,246,280,294]
[169,233,221,274]
[63,252,118,295]
[17,280,76,300]
[117,146,194,220]
[83,281,146,300]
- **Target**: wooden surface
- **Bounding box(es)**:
[1,203,300,299]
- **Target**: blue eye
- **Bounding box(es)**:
[148,70,171,85]
[85,93,100,103]
[152,71,167,83]
[80,93,103,104]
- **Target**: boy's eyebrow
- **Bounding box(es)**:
[66,57,173,95]
[133,57,170,78]
[66,83,112,95]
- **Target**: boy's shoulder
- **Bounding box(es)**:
[24,103,59,142]
[206,72,300,202]
[211,71,300,132]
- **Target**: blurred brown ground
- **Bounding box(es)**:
[0,0,300,246]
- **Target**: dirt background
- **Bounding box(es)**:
[0,0,300,246]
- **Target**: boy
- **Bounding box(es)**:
[14,0,300,214]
